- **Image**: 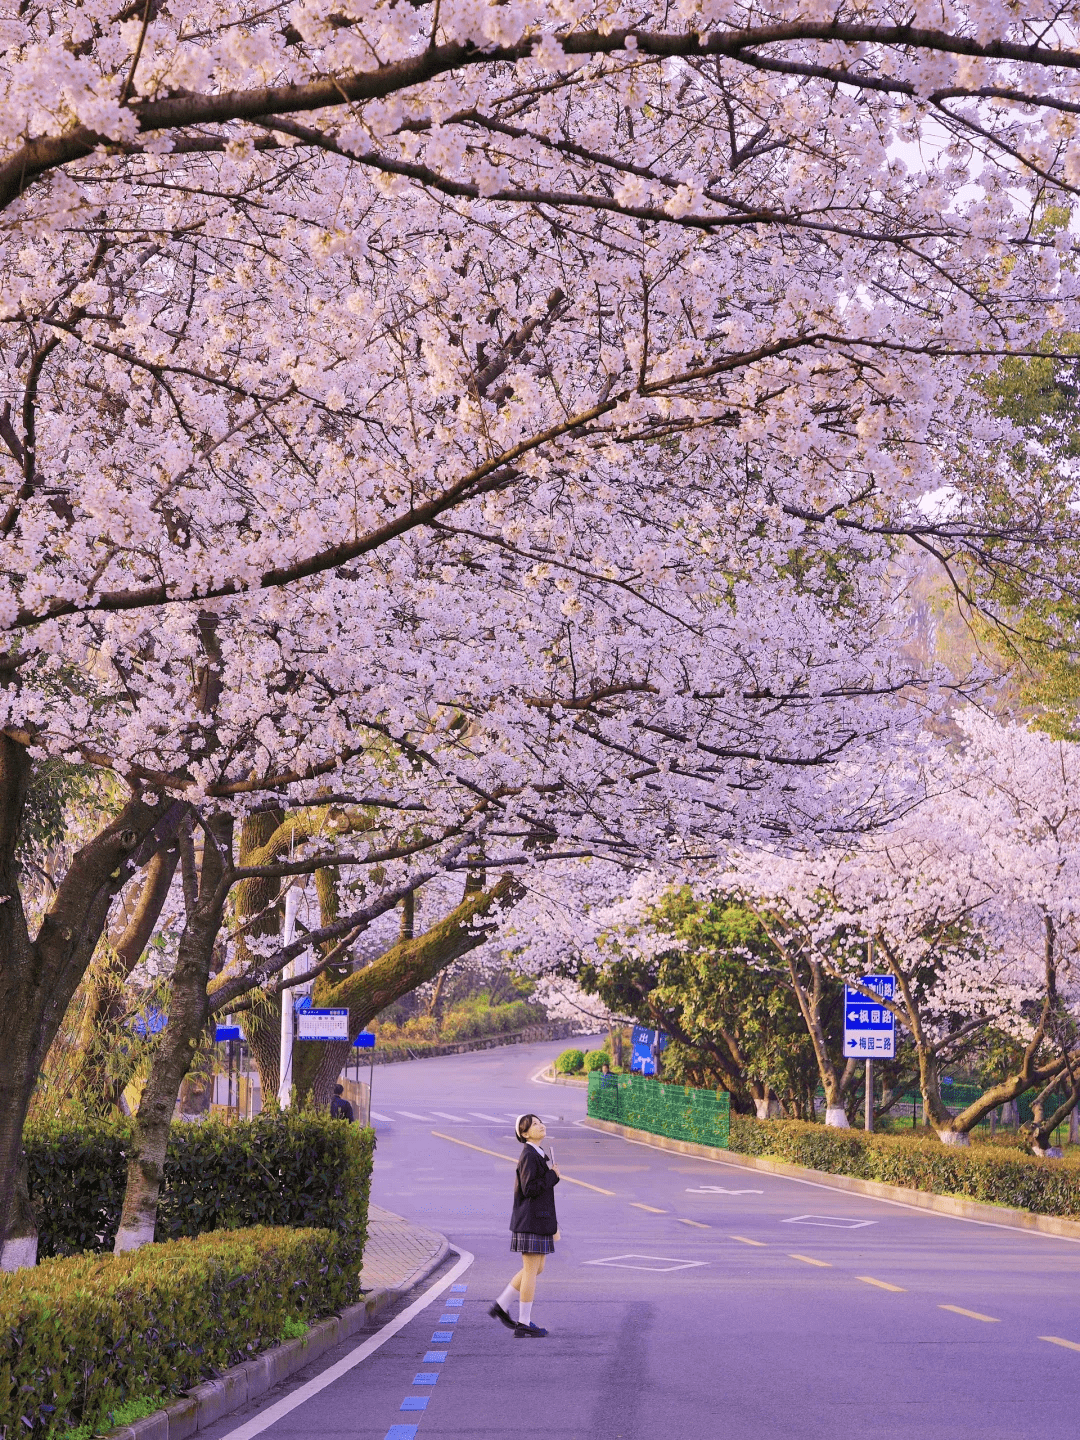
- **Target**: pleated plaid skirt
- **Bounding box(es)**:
[510,1231,555,1255]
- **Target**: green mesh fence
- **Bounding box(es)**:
[587,1072,730,1148]
[891,1085,1072,1128]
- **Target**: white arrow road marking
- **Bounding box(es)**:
[685,1186,764,1195]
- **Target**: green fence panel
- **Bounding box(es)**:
[587,1073,730,1149]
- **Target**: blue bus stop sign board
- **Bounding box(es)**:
[353,1032,376,1049]
[843,975,896,1057]
[214,1025,243,1042]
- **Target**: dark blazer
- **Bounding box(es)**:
[510,1144,560,1235]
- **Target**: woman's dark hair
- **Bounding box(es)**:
[516,1113,541,1143]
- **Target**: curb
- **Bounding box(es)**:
[533,1064,589,1088]
[108,1234,450,1440]
[583,1117,1080,1243]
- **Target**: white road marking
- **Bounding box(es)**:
[369,1111,393,1122]
[685,1186,764,1195]
[469,1112,507,1123]
[431,1111,467,1121]
[214,1248,474,1440]
[782,1215,877,1229]
[396,1110,433,1120]
[584,1253,708,1272]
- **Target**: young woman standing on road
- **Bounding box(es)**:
[489,1113,560,1337]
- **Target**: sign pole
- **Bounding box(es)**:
[865,937,874,1133]
[277,887,301,1109]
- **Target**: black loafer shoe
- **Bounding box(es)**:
[489,1303,516,1330]
[514,1321,548,1337]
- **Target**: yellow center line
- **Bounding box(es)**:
[939,1304,999,1323]
[1041,1336,1080,1353]
[730,1235,767,1246]
[788,1253,831,1267]
[630,1202,666,1213]
[857,1276,906,1293]
[677,1217,710,1228]
[429,1130,617,1195]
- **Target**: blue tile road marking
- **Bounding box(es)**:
[400,1398,428,1412]
[422,1351,447,1363]
[383,1429,418,1440]
[438,1314,458,1322]
[412,1373,439,1385]
[444,1298,464,1307]
[431,1331,454,1341]
[450,1284,468,1292]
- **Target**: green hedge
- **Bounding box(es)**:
[729,1116,1080,1217]
[588,1072,730,1148]
[555,1048,585,1074]
[0,1224,363,1439]
[584,1051,611,1073]
[24,1113,374,1257]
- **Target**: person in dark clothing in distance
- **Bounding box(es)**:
[489,1113,559,1337]
[329,1083,354,1121]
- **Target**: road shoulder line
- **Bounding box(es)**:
[581,1117,1080,1245]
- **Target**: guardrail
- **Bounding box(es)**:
[370,1019,590,1064]
[587,1071,731,1148]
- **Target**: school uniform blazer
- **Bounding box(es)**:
[509,1145,560,1235]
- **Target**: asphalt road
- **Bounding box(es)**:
[205,1038,1080,1440]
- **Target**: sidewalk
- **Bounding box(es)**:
[359,1203,448,1292]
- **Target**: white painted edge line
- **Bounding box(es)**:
[574,1119,1080,1247]
[215,1246,475,1440]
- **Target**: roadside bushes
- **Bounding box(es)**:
[555,1048,585,1074]
[24,1112,374,1257]
[729,1116,1080,1217]
[0,1225,362,1439]
[584,1051,611,1073]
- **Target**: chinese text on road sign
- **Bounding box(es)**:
[843,975,895,1057]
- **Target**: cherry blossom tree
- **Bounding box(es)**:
[6,1,1080,1260]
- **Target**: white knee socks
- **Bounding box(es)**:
[518,1301,533,1325]
[496,1283,517,1311]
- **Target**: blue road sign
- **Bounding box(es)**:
[630,1026,669,1075]
[843,975,896,1057]
[353,1031,376,1048]
[214,1024,243,1042]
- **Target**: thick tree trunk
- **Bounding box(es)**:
[291,874,522,1104]
[0,733,177,1263]
[232,810,284,1100]
[114,815,232,1252]
[70,846,182,1112]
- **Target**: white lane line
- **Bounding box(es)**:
[469,1112,507,1123]
[215,1248,474,1440]
[396,1111,433,1120]
[369,1111,393,1123]
[431,1111,467,1122]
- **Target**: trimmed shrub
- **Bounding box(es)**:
[584,1051,611,1073]
[729,1115,1080,1217]
[0,1224,363,1439]
[555,1048,585,1074]
[24,1113,374,1257]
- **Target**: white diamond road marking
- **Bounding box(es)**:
[431,1111,467,1121]
[395,1111,433,1121]
[685,1186,764,1195]
[584,1254,709,1272]
[781,1215,878,1229]
[469,1112,507,1123]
